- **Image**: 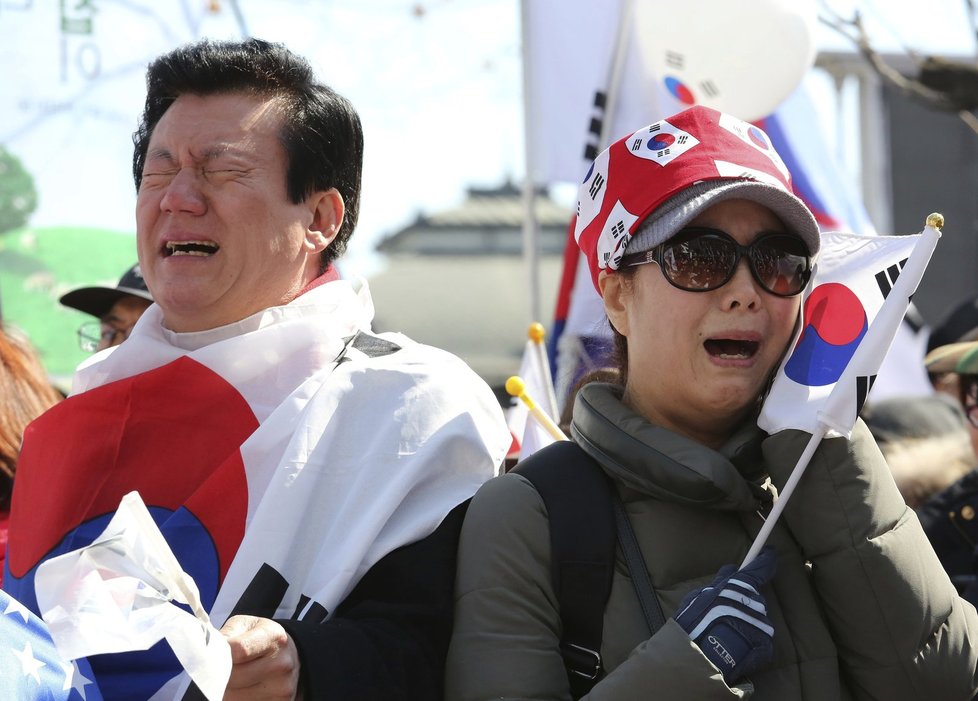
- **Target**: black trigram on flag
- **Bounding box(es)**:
[855,375,877,416]
[583,91,607,161]
[700,80,719,98]
[631,138,643,151]
[875,258,908,299]
[666,51,684,68]
[228,562,329,624]
[589,172,606,199]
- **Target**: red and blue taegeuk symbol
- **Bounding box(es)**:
[748,125,771,150]
[664,76,695,105]
[646,132,676,151]
[785,283,868,386]
[4,356,255,700]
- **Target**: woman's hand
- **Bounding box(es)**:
[221,615,303,701]
[673,547,778,685]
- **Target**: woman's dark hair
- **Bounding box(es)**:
[132,38,364,270]
[558,367,622,434]
[0,327,61,509]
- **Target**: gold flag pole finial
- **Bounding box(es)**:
[505,376,567,442]
[528,322,546,344]
[926,212,944,230]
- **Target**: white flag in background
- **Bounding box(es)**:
[506,339,560,460]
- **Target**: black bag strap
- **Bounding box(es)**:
[611,489,666,635]
[514,441,617,698]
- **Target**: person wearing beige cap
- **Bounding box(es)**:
[447,105,978,700]
[926,340,978,374]
[926,340,978,455]
[918,339,978,605]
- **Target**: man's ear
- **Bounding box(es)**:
[598,270,629,337]
[304,188,345,253]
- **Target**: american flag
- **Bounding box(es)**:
[0,588,102,700]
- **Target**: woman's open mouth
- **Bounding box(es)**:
[704,338,760,360]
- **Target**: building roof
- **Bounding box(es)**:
[367,255,565,390]
[367,180,574,395]
[377,180,572,255]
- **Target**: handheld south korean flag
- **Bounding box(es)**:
[758,217,943,437]
[743,215,942,568]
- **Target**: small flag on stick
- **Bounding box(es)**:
[743,215,943,567]
[505,376,568,445]
[506,324,564,460]
[528,322,561,421]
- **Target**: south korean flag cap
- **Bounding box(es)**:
[574,105,820,294]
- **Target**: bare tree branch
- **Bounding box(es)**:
[819,5,978,135]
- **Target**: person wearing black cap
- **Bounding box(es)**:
[59,263,154,353]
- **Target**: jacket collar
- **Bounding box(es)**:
[570,382,769,511]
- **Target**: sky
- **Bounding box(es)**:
[0,0,976,277]
[0,0,523,276]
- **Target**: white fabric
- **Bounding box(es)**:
[523,0,685,185]
[506,339,560,461]
[36,492,231,701]
[868,317,934,402]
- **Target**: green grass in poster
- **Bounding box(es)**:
[0,226,140,385]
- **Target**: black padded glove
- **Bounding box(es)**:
[674,547,777,685]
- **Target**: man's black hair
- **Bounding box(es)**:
[132,38,363,270]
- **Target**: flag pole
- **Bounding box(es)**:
[519,0,542,324]
[597,0,634,150]
[528,322,560,420]
[740,429,824,568]
[741,213,944,568]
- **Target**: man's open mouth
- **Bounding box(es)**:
[704,339,759,360]
[165,240,220,257]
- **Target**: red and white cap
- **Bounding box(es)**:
[574,105,820,293]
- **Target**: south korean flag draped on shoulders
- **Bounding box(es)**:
[5,277,509,700]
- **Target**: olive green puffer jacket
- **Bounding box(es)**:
[446,382,978,700]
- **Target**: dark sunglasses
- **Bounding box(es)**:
[620,226,813,297]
